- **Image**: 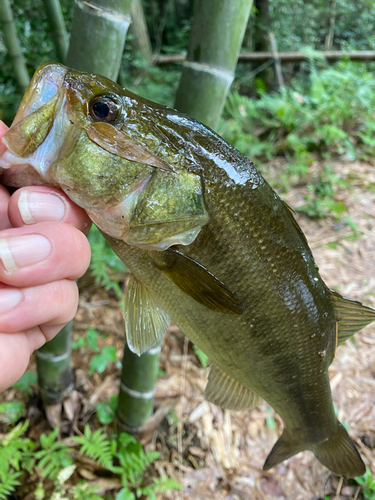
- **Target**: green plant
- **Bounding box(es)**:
[88,225,127,298]
[0,421,180,499]
[193,345,208,368]
[0,401,24,424]
[96,394,118,424]
[297,166,348,219]
[221,60,375,179]
[0,421,35,499]
[72,328,100,351]
[12,370,38,394]
[89,345,118,375]
[35,427,73,480]
[356,468,375,499]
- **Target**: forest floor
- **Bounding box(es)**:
[2,158,375,500]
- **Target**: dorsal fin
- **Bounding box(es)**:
[124,274,170,355]
[205,363,262,411]
[281,199,311,251]
[329,289,375,345]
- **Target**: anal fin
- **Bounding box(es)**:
[330,289,375,345]
[124,274,170,356]
[205,363,262,411]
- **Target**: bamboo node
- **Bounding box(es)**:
[120,382,155,399]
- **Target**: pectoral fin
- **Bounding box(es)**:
[154,248,245,315]
[330,289,375,345]
[124,274,170,356]
[83,122,174,172]
[205,363,262,411]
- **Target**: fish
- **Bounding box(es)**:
[1,62,375,478]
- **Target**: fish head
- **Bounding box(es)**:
[0,63,209,250]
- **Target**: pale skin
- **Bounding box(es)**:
[0,121,92,391]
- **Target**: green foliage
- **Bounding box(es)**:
[96,394,118,424]
[0,469,21,500]
[124,64,181,107]
[74,426,113,470]
[265,408,276,431]
[12,370,38,394]
[35,427,73,480]
[1,421,179,499]
[296,166,348,219]
[89,345,118,375]
[221,59,375,219]
[356,468,375,499]
[222,60,375,168]
[72,328,100,351]
[267,0,375,52]
[88,225,127,298]
[193,345,208,368]
[0,421,35,499]
[0,401,24,424]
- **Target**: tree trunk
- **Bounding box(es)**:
[0,0,30,93]
[174,0,253,130]
[130,0,152,64]
[36,322,74,405]
[66,0,132,80]
[42,0,69,63]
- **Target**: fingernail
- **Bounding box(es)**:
[0,288,22,313]
[0,235,52,272]
[18,191,66,224]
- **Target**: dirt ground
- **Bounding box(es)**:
[2,159,375,500]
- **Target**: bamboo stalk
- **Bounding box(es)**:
[42,0,69,63]
[174,0,253,130]
[324,0,336,51]
[36,322,74,405]
[117,342,161,428]
[67,5,161,430]
[156,50,375,65]
[66,0,133,80]
[0,0,30,93]
[269,32,284,88]
[130,0,152,64]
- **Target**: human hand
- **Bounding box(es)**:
[0,121,92,391]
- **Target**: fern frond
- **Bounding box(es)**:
[35,428,73,480]
[2,420,29,446]
[74,426,113,470]
[0,469,21,500]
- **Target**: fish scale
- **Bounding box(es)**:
[1,62,374,477]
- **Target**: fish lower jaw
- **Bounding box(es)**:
[0,151,49,187]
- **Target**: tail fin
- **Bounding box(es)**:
[263,422,365,478]
[312,422,365,478]
[263,428,305,471]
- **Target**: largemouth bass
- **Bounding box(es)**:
[1,63,375,477]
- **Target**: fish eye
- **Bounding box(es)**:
[89,96,119,122]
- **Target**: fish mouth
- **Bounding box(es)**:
[0,63,70,187]
[12,62,68,126]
